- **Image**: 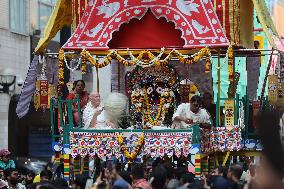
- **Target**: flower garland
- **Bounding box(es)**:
[228,45,234,81]
[143,88,174,127]
[81,47,211,73]
[81,49,113,68]
[58,48,65,95]
[81,51,87,74]
[113,51,135,66]
[64,57,81,72]
[131,88,144,113]
[117,133,144,163]
[130,87,174,128]
[143,88,164,126]
[128,48,165,66]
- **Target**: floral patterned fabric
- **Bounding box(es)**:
[69,127,244,159]
[69,131,194,159]
[201,126,242,152]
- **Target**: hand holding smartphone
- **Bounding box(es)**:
[106,160,114,171]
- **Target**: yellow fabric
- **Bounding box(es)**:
[33,175,41,183]
[254,35,265,64]
[35,0,72,53]
[252,0,279,48]
[239,0,254,48]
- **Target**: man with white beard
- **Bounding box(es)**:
[83,92,128,129]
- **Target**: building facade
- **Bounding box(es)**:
[0,0,58,151]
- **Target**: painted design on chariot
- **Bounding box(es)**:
[224,100,234,127]
[63,0,229,50]
[268,75,278,105]
[68,132,194,160]
[67,127,244,159]
[201,126,242,153]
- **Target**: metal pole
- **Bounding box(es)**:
[260,49,274,102]
[96,67,99,92]
[118,63,121,92]
[217,49,221,127]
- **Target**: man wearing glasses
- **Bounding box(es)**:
[172,95,212,129]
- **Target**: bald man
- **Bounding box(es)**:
[82,92,103,129]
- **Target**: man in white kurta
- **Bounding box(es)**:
[83,92,127,129]
[82,92,104,129]
[172,95,211,129]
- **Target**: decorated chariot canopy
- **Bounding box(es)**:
[35,0,284,53]
[35,0,258,53]
[63,0,230,50]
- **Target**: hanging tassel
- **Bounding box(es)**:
[34,80,40,111]
[58,49,65,96]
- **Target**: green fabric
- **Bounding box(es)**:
[212,50,269,103]
[211,57,229,105]
[235,57,247,99]
[211,57,247,104]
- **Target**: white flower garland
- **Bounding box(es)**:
[64,56,81,72]
[238,101,245,129]
[127,47,165,67]
[124,47,210,68]
[212,46,231,71]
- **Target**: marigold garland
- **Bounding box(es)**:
[81,51,87,75]
[143,88,164,126]
[117,133,144,163]
[58,48,65,95]
[81,47,212,73]
[81,49,113,68]
[228,46,234,81]
[131,88,173,127]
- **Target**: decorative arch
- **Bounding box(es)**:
[63,0,229,50]
[108,11,185,49]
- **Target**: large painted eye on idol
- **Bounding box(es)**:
[156,87,163,94]
[147,87,153,94]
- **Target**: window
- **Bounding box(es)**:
[38,0,60,41]
[10,0,27,34]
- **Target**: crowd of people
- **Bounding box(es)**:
[1,80,282,189]
[0,146,283,189]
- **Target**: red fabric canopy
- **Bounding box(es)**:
[108,11,185,49]
[63,0,229,50]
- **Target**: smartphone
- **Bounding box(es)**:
[106,160,114,171]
